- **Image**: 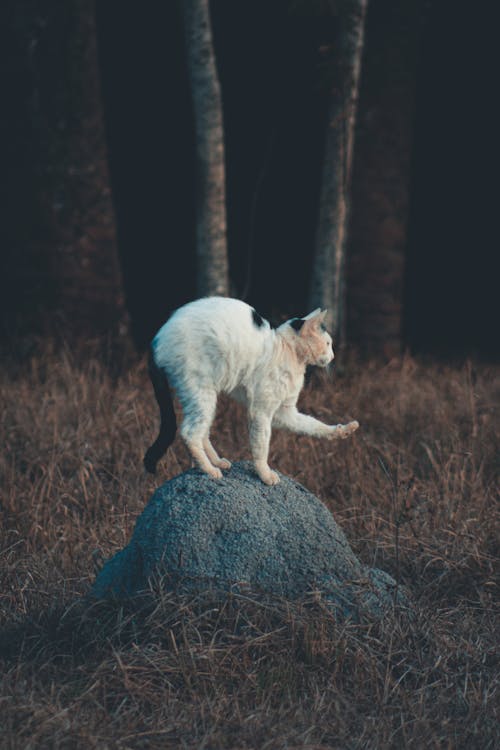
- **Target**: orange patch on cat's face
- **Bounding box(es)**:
[301,321,334,367]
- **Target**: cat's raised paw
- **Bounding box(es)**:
[216,458,232,470]
[327,421,359,440]
[340,420,359,438]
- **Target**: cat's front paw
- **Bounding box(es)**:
[327,420,359,440]
[339,420,359,439]
[215,458,232,470]
[205,465,223,479]
[257,467,280,486]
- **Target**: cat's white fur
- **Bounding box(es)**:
[151,297,358,485]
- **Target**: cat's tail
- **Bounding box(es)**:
[144,348,177,474]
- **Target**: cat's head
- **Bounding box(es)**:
[283,309,334,367]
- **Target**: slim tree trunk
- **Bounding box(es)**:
[181,0,229,297]
[309,0,368,340]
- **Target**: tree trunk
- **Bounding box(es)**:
[0,0,126,342]
[181,0,229,297]
[309,0,368,340]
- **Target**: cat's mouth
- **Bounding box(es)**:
[317,355,333,368]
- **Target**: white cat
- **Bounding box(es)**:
[144,297,359,485]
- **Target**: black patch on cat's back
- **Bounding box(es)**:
[252,308,266,328]
[290,318,305,332]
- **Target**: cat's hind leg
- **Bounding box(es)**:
[203,438,231,470]
[179,389,223,479]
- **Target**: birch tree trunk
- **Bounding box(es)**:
[181,0,229,297]
[309,0,368,340]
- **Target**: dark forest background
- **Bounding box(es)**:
[0,0,497,358]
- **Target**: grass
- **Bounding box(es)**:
[0,344,498,748]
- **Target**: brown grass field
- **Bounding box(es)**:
[0,345,498,748]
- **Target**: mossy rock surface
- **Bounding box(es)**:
[92,462,405,618]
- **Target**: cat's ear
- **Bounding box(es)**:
[303,308,328,329]
[303,308,322,321]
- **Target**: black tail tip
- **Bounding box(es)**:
[143,449,158,475]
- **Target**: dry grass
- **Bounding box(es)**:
[0,344,498,748]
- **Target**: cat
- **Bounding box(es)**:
[144,297,359,485]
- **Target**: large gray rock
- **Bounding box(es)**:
[92,462,405,618]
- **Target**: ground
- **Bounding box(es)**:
[0,345,498,748]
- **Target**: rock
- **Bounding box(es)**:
[91,462,406,618]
